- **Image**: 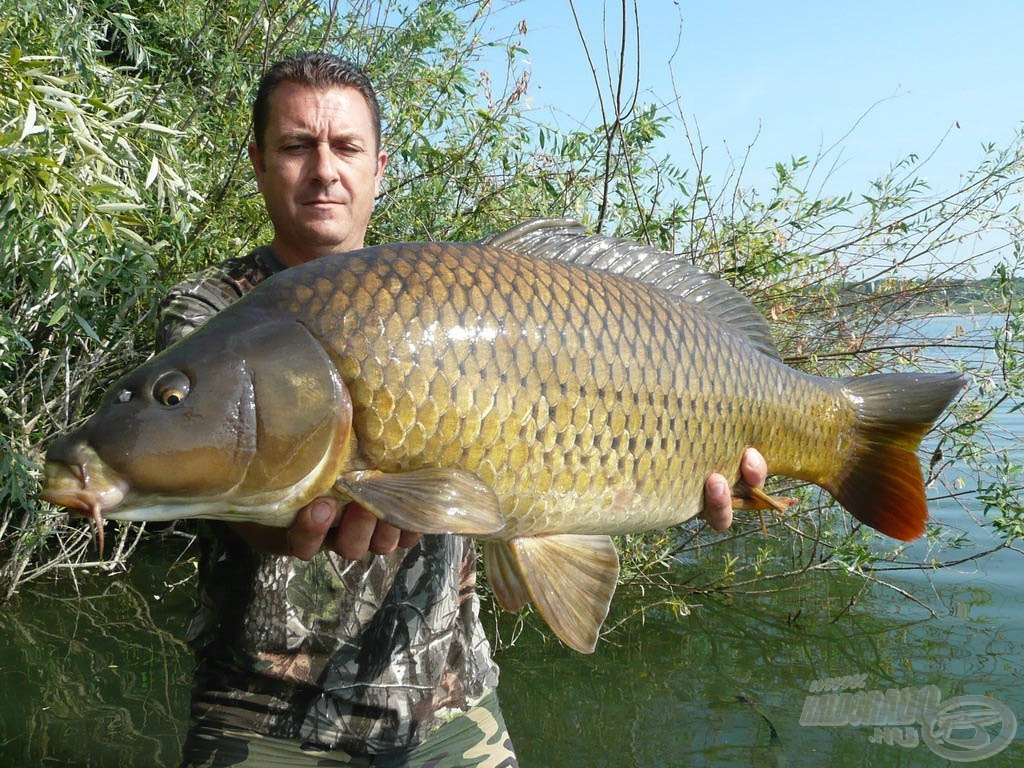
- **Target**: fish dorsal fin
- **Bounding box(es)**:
[483,218,781,360]
[483,534,620,654]
[335,468,505,535]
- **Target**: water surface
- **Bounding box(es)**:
[2,314,1020,766]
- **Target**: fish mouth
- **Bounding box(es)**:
[41,455,129,556]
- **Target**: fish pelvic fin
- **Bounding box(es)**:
[484,535,620,654]
[829,371,966,541]
[334,468,505,535]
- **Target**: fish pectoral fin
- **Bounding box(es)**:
[501,534,620,654]
[334,468,505,535]
[732,483,797,513]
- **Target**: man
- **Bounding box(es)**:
[164,52,767,767]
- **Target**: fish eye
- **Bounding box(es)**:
[153,370,191,407]
[116,389,132,404]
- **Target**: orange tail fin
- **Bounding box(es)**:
[827,372,966,541]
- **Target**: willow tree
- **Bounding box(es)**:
[2,0,1022,612]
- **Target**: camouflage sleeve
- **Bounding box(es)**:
[156,268,248,351]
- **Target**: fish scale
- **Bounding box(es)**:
[270,244,840,538]
[41,222,966,653]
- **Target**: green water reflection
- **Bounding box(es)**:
[0,541,193,767]
[497,571,1023,767]
[1,535,1020,767]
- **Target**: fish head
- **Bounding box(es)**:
[42,310,353,527]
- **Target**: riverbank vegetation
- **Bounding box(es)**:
[844,275,1022,315]
[2,1,1023,627]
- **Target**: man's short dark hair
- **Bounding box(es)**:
[252,52,382,152]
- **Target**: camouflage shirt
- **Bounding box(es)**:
[158,247,500,756]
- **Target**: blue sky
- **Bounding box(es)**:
[481,1,1024,273]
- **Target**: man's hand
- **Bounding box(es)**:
[702,447,767,532]
[230,499,421,561]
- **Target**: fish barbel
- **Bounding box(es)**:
[41,220,965,652]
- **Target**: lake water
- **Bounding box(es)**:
[1,315,1020,767]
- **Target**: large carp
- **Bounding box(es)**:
[41,219,964,652]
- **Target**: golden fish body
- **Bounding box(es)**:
[41,224,965,652]
[293,243,840,537]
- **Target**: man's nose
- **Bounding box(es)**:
[311,143,338,185]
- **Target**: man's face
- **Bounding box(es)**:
[249,82,387,265]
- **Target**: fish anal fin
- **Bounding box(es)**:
[507,534,620,654]
[334,468,505,535]
[484,541,531,614]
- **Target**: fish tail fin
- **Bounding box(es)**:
[827,371,965,541]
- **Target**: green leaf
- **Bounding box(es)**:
[47,303,68,326]
[73,312,101,343]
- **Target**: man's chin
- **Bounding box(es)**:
[283,223,363,258]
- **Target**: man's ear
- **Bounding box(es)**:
[248,141,266,174]
[374,151,388,197]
